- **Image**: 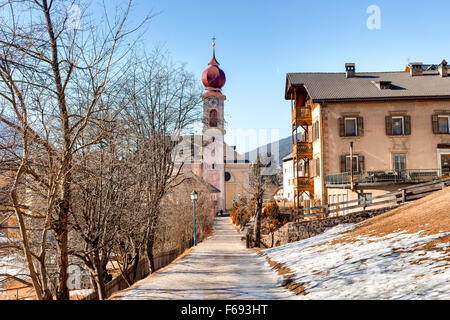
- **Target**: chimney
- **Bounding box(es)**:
[345,63,355,78]
[409,62,423,76]
[438,60,448,77]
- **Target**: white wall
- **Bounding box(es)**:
[282,159,294,202]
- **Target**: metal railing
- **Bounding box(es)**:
[326,169,442,186]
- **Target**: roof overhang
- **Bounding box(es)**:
[284,77,309,100]
[312,95,450,104]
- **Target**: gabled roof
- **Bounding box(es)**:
[285,70,450,102]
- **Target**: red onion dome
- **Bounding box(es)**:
[202,48,226,90]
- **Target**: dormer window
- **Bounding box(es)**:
[373,80,392,90]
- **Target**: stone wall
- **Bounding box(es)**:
[261,207,397,248]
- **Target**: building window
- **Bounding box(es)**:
[392,153,407,172]
[438,116,449,134]
[341,154,365,173]
[339,117,363,137]
[225,172,231,182]
[392,117,404,135]
[346,155,359,173]
[313,121,320,140]
[345,118,357,137]
[386,115,411,136]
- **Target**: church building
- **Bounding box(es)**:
[175,42,251,212]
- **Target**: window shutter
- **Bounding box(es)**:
[340,155,347,173]
[316,122,320,140]
[357,117,364,136]
[404,115,411,135]
[339,118,345,137]
[316,158,320,176]
[385,116,393,136]
[432,115,439,134]
[358,155,365,174]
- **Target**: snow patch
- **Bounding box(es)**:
[262,223,450,300]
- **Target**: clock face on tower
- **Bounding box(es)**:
[208,97,219,108]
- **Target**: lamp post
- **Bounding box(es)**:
[190,191,198,246]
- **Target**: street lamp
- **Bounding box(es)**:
[190,190,198,246]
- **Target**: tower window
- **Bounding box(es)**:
[209,109,218,127]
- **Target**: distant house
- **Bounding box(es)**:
[286,61,450,210]
[281,153,294,203]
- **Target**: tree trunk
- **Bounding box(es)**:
[253,199,262,248]
[54,199,70,300]
[93,250,106,300]
[146,232,156,274]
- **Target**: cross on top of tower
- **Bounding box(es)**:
[212,36,216,47]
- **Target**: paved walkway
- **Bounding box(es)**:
[122,217,297,300]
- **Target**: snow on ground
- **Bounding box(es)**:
[261,223,450,299]
[70,289,95,298]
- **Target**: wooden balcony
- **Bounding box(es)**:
[293,141,313,160]
[292,106,312,126]
[294,177,314,192]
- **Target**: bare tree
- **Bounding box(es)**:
[0,0,150,299]
[249,155,269,248]
[124,49,202,273]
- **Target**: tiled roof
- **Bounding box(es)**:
[285,70,450,102]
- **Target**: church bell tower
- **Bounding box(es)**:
[201,40,226,211]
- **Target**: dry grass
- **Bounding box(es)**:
[262,255,309,296]
[330,188,450,246]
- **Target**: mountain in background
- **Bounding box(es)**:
[244,136,292,170]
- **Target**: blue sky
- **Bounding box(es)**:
[122,0,450,153]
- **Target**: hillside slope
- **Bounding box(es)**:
[261,188,450,299]
[244,136,292,167]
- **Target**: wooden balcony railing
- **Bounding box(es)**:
[292,107,312,126]
[293,141,313,160]
[294,177,314,191]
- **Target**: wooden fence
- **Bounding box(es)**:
[291,177,450,221]
[83,243,192,300]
